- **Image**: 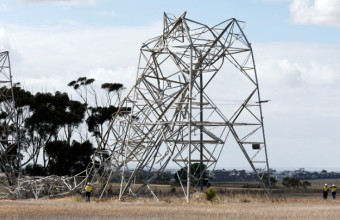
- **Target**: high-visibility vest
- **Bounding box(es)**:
[331,187,337,192]
[324,186,329,192]
[85,185,93,192]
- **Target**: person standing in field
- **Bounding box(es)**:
[85,183,93,202]
[323,183,329,199]
[331,184,337,200]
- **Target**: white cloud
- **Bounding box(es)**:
[4,22,161,93]
[290,0,340,26]
[259,58,338,86]
[252,42,340,169]
[0,28,9,51]
[254,42,340,86]
[0,28,22,61]
[19,0,102,6]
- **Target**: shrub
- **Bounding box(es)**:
[282,176,300,187]
[261,173,278,187]
[301,180,311,188]
[282,176,311,188]
[204,187,217,202]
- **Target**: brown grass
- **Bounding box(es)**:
[0,193,339,219]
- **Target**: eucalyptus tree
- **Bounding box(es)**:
[45,140,94,176]
[68,77,127,150]
[24,91,86,170]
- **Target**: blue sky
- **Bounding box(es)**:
[1,0,339,43]
[0,0,340,171]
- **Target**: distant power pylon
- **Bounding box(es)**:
[0,51,19,186]
[87,12,271,201]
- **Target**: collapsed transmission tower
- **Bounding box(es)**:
[0,51,19,186]
[86,12,271,201]
[3,13,271,200]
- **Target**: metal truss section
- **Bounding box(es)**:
[86,12,271,200]
[5,171,89,199]
[0,51,19,186]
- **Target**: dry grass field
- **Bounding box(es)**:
[0,193,339,220]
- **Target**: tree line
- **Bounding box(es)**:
[211,168,340,182]
[0,77,129,184]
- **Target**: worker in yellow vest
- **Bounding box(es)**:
[323,183,329,199]
[331,184,337,200]
[85,183,93,202]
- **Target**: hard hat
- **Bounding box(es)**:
[332,184,335,187]
[325,183,327,186]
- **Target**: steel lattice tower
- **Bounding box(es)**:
[86,12,271,201]
[0,51,19,185]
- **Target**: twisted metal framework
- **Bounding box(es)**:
[6,170,89,199]
[2,13,271,200]
[86,12,271,200]
[0,51,19,186]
